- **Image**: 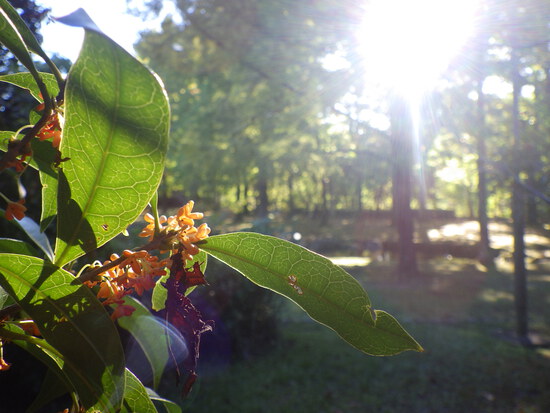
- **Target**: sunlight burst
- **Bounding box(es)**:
[357,0,478,97]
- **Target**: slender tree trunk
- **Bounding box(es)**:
[476,62,493,267]
[511,49,530,346]
[256,163,269,217]
[287,173,295,212]
[390,95,418,277]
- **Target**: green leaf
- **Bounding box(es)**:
[0,130,15,145]
[3,213,54,261]
[0,323,74,411]
[0,6,36,74]
[54,29,169,266]
[0,72,59,102]
[0,254,126,411]
[121,369,158,413]
[146,388,182,413]
[151,250,207,311]
[0,0,50,60]
[0,238,39,256]
[0,284,11,309]
[27,369,71,413]
[30,139,59,231]
[117,296,170,389]
[0,135,58,232]
[200,233,423,356]
[0,5,48,101]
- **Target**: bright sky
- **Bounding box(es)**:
[37,0,168,61]
[358,0,479,98]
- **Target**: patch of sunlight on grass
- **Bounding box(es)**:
[329,256,371,267]
[537,348,550,359]
[427,221,480,241]
[480,289,514,303]
[491,233,514,249]
[531,274,550,283]
[525,233,550,246]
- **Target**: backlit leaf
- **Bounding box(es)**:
[117,296,170,389]
[0,0,50,60]
[0,72,59,102]
[121,369,158,413]
[200,232,423,356]
[0,238,39,256]
[146,388,182,413]
[54,27,169,266]
[0,254,126,411]
[0,212,54,261]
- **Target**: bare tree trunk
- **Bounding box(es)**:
[390,95,418,277]
[476,59,493,267]
[511,49,530,346]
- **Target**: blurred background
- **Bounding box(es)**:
[1,0,550,412]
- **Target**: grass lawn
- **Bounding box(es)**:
[178,255,550,413]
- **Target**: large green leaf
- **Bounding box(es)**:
[200,233,423,356]
[0,254,126,411]
[54,28,169,266]
[121,369,158,413]
[117,296,170,390]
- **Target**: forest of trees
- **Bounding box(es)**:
[132,0,549,226]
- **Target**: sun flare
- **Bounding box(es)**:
[358,0,479,97]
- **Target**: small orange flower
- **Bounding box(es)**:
[110,304,136,320]
[176,200,204,227]
[5,199,26,221]
[139,213,167,241]
[0,357,11,371]
[36,112,63,148]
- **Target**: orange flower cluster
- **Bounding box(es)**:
[36,110,63,148]
[140,200,211,263]
[5,199,26,221]
[87,201,210,320]
[3,138,32,173]
[85,250,168,320]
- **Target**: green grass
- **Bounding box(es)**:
[178,255,550,413]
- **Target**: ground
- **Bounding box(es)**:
[173,214,550,413]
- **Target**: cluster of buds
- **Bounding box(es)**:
[35,107,63,149]
[139,200,211,263]
[2,138,32,173]
[85,201,210,320]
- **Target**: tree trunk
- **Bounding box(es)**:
[476,61,493,267]
[390,95,418,277]
[256,164,269,217]
[511,49,530,346]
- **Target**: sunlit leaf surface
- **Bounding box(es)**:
[200,232,422,355]
[121,369,158,413]
[0,72,59,102]
[0,254,125,411]
[117,296,170,390]
[54,29,169,266]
